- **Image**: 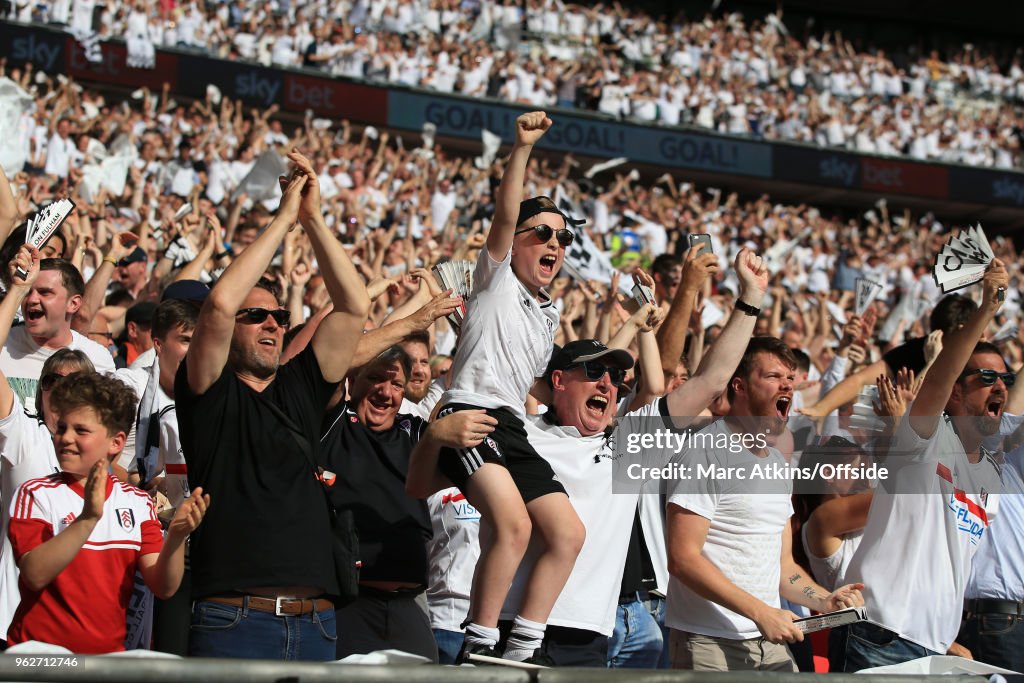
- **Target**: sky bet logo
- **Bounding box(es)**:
[10,35,61,72]
[993,178,1024,206]
[235,71,281,107]
[819,156,858,187]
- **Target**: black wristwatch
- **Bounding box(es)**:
[735,299,761,317]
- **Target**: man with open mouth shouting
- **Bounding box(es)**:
[835,259,1009,672]
[666,336,865,672]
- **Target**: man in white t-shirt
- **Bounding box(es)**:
[840,261,1009,671]
[0,259,114,410]
[666,337,864,672]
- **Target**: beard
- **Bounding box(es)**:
[404,377,430,402]
[977,413,1001,437]
[228,341,280,379]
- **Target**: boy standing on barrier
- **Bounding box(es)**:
[432,112,586,665]
[836,261,1009,671]
[666,337,865,672]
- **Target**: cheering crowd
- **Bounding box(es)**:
[3,1,1024,167]
[0,54,1021,672]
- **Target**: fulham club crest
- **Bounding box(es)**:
[116,508,136,531]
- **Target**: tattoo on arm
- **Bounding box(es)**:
[788,573,801,585]
[802,586,818,600]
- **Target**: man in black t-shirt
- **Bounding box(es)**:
[320,346,436,662]
[175,154,370,661]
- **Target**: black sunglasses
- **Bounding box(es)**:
[569,361,626,387]
[514,224,575,247]
[40,372,74,391]
[236,307,291,328]
[961,368,1016,387]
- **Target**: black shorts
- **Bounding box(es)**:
[437,403,565,503]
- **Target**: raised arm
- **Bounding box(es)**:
[0,166,20,243]
[288,151,371,383]
[487,112,551,261]
[656,247,718,372]
[0,245,40,418]
[186,174,307,395]
[139,488,209,599]
[350,291,461,370]
[909,260,1008,438]
[666,249,768,418]
[801,358,888,419]
[628,305,666,411]
[74,234,134,334]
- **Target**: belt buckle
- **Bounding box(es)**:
[275,597,286,617]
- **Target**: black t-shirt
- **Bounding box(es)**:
[882,336,927,375]
[618,508,657,597]
[320,403,431,584]
[175,346,339,598]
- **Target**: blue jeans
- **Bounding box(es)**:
[958,612,1024,672]
[838,622,939,672]
[644,595,671,669]
[608,594,663,668]
[188,599,337,661]
[433,628,464,664]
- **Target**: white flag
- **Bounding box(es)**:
[854,278,883,316]
[561,229,631,296]
[0,78,34,175]
[421,122,437,150]
[474,129,502,169]
[583,157,628,179]
[231,151,288,202]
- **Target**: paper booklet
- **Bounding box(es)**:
[854,277,883,316]
[932,224,998,296]
[431,260,473,329]
[794,606,867,634]
[17,199,75,280]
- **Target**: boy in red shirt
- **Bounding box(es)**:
[7,369,209,653]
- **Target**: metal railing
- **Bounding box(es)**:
[0,656,994,683]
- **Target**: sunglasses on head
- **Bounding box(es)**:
[40,372,74,392]
[514,224,575,247]
[568,361,626,387]
[961,368,1015,387]
[235,307,291,328]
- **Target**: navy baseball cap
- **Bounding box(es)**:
[117,247,147,267]
[161,279,210,303]
[546,339,634,377]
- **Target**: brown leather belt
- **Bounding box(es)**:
[206,595,333,616]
